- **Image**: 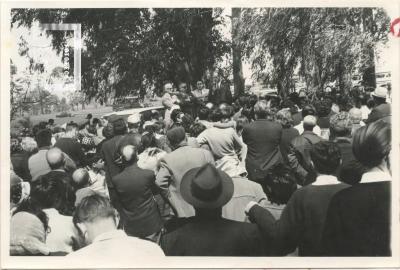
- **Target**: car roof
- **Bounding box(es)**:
[102,106,164,119]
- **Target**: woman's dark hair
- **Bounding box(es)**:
[310,141,341,175]
[189,122,207,137]
[92,118,101,126]
[352,120,391,168]
[263,164,297,205]
[198,107,210,121]
[170,109,183,123]
[181,114,194,133]
[141,110,152,122]
[35,129,52,148]
[210,109,223,122]
[138,132,158,154]
[13,198,49,233]
[30,173,75,216]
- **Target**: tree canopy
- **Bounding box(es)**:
[238,8,390,97]
[11,8,230,103]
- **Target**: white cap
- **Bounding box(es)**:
[371,87,388,99]
[127,114,141,124]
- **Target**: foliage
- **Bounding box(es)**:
[239,8,390,97]
[10,37,57,117]
[11,8,230,102]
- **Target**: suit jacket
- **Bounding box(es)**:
[155,145,214,217]
[11,150,32,181]
[248,183,349,256]
[321,181,391,256]
[161,215,268,256]
[287,131,321,185]
[113,164,163,238]
[280,127,299,165]
[242,119,282,182]
[366,103,391,124]
[222,177,267,222]
[54,138,86,167]
[101,135,124,189]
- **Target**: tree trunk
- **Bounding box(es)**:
[362,8,376,89]
[232,8,244,97]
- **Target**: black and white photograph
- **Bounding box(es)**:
[1,1,399,268]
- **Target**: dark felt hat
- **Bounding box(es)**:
[180,163,234,209]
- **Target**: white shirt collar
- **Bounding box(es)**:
[93,230,127,243]
[312,175,341,186]
[361,171,391,183]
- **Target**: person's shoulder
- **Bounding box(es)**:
[126,235,163,250]
[137,166,156,178]
[222,218,261,233]
[164,217,192,234]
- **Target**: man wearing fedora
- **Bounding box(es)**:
[160,163,268,256]
[365,86,391,124]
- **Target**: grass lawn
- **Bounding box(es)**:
[30,106,113,126]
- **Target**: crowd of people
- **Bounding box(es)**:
[10,79,392,258]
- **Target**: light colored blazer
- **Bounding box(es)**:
[155,145,214,217]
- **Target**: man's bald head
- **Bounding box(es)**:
[72,168,90,190]
[46,147,65,170]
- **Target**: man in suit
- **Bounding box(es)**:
[245,141,348,256]
[242,100,282,183]
[28,129,52,181]
[156,127,214,217]
[161,164,268,256]
[54,123,86,167]
[101,117,127,206]
[321,120,391,256]
[288,115,322,186]
[112,144,163,240]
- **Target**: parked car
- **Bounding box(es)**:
[56,111,73,118]
[102,106,165,122]
[375,72,391,88]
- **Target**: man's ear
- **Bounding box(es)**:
[309,160,315,169]
[75,222,87,237]
[113,210,120,227]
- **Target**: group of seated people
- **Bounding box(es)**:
[9,82,392,259]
